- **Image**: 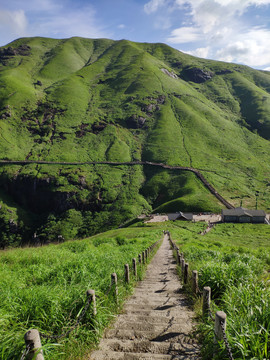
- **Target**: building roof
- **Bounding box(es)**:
[167,212,193,221]
[167,213,181,221]
[222,207,266,217]
[177,212,193,220]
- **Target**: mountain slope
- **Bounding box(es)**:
[0,37,270,246]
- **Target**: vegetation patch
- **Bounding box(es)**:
[1,37,270,246]
[170,222,270,359]
[0,227,161,360]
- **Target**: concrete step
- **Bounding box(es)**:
[89,350,173,359]
[125,298,182,306]
[94,338,200,355]
[115,314,191,325]
[105,326,193,341]
[123,303,191,314]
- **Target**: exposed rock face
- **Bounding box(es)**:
[0,111,11,119]
[0,45,31,65]
[126,115,146,128]
[3,176,75,214]
[216,69,233,75]
[157,95,166,104]
[183,67,214,83]
[172,61,183,68]
[161,68,178,79]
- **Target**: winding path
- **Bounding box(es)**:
[89,234,201,360]
[0,159,234,209]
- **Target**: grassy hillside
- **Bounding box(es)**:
[1,37,270,245]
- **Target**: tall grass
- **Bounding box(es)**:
[0,228,161,359]
[171,222,270,359]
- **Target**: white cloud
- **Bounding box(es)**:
[186,46,210,58]
[0,2,110,45]
[34,6,109,39]
[160,0,270,67]
[216,28,270,67]
[0,9,28,42]
[168,26,203,43]
[144,0,166,14]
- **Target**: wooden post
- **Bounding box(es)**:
[138,254,142,266]
[184,263,189,284]
[124,264,130,283]
[192,270,199,294]
[132,258,137,277]
[86,289,96,316]
[145,250,148,261]
[24,329,44,360]
[181,259,185,274]
[111,273,118,299]
[142,251,145,264]
[215,311,227,341]
[177,250,180,265]
[203,286,211,317]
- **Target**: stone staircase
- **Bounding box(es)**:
[89,235,201,360]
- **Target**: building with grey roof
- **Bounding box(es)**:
[221,207,266,223]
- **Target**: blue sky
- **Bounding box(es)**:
[1,0,270,69]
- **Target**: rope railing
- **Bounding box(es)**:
[20,236,162,359]
[168,231,234,360]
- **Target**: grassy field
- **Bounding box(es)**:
[0,227,162,360]
[168,221,270,359]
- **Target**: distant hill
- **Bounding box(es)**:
[1,37,270,246]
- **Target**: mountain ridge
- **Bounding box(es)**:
[0,36,270,246]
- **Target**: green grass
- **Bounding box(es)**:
[1,36,270,245]
[1,220,270,359]
[0,227,162,360]
[169,221,270,359]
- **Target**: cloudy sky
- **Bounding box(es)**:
[1,0,270,69]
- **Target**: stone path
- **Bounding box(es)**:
[89,234,201,360]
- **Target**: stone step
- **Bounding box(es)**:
[125,298,182,306]
[123,303,191,313]
[132,287,182,292]
[105,326,193,341]
[115,314,191,325]
[89,350,173,359]
[134,285,182,292]
[94,338,200,355]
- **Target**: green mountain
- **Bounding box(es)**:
[1,36,270,246]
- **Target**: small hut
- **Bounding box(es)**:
[221,207,266,223]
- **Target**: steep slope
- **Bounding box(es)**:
[0,37,270,246]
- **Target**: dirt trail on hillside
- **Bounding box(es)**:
[0,160,234,209]
[89,234,201,360]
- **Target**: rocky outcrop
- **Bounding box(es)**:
[126,115,146,129]
[161,68,178,79]
[216,69,233,75]
[2,175,76,214]
[0,45,31,65]
[183,67,214,83]
[0,107,11,119]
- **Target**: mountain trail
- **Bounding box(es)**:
[0,159,234,209]
[88,234,201,360]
